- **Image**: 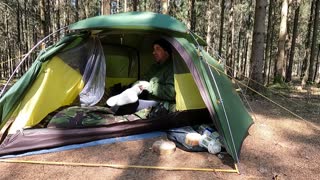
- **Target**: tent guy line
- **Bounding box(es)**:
[204,59,320,131]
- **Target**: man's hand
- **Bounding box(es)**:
[134,81,151,92]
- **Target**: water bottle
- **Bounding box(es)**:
[199,130,222,154]
[207,138,222,154]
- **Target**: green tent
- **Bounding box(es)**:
[0,12,253,163]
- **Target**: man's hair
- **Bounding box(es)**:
[153,39,172,55]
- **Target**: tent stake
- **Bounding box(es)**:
[235,163,240,174]
[0,159,239,174]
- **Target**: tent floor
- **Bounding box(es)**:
[0,108,212,156]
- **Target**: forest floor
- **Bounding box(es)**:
[0,81,319,180]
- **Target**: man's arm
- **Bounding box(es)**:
[147,70,175,101]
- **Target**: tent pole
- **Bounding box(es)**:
[188,31,240,162]
[0,159,240,174]
[0,26,67,98]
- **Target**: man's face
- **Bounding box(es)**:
[152,44,169,64]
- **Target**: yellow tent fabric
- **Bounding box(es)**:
[8,56,84,134]
[174,73,205,110]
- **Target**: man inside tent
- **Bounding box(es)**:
[106,39,176,117]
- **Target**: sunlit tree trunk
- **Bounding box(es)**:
[101,0,110,15]
[242,36,249,78]
[274,0,288,83]
[236,28,242,79]
[161,0,168,14]
[123,0,127,12]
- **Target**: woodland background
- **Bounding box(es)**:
[0,0,319,90]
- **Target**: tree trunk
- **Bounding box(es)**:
[124,0,127,12]
[101,0,111,15]
[25,0,31,71]
[144,0,147,11]
[39,0,46,39]
[240,37,247,79]
[243,1,254,78]
[301,6,314,75]
[267,14,275,84]
[218,0,225,57]
[301,0,315,86]
[5,10,9,78]
[84,1,90,17]
[236,29,242,79]
[274,0,288,83]
[308,0,320,82]
[0,51,3,79]
[188,0,196,32]
[159,0,167,14]
[16,0,22,76]
[226,0,234,77]
[50,1,55,39]
[243,34,250,77]
[75,0,79,21]
[45,0,51,37]
[132,0,138,11]
[285,2,300,82]
[264,0,273,84]
[206,1,213,53]
[56,0,61,39]
[249,0,267,90]
[315,44,320,82]
[32,1,38,60]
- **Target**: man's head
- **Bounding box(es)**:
[152,39,172,64]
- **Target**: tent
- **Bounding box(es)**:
[0,12,253,163]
